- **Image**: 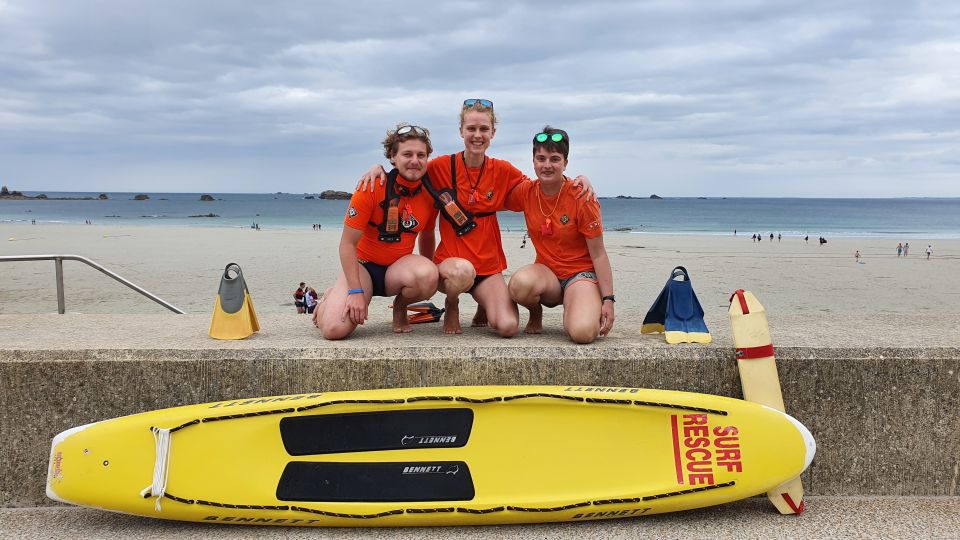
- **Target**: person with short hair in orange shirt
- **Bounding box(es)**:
[313,123,440,340]
[504,127,615,343]
[359,100,595,337]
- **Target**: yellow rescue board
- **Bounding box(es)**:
[47,385,815,526]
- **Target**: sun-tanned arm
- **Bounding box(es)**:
[418,229,436,260]
[338,226,367,324]
[586,235,615,336]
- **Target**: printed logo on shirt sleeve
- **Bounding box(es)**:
[348,206,358,218]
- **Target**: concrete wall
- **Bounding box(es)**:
[2,346,958,507]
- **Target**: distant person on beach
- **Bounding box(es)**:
[805,235,809,243]
[769,233,774,242]
[357,99,596,337]
[904,242,909,256]
[855,250,861,263]
[819,236,827,246]
[313,123,440,339]
[521,232,527,249]
[293,282,306,314]
[926,244,933,259]
[777,233,781,242]
[897,242,903,257]
[503,126,614,343]
[304,287,318,314]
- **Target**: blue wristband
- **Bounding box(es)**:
[347,288,364,295]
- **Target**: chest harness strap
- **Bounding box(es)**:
[369,168,424,243]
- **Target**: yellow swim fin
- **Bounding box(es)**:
[209,263,260,340]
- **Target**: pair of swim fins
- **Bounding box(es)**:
[407,302,445,324]
[641,266,711,344]
[209,263,260,340]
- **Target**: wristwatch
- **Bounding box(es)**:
[601,295,616,303]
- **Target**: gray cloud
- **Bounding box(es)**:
[1,0,957,196]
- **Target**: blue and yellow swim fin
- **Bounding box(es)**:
[209,263,260,340]
[641,266,711,344]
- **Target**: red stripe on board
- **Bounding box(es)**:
[781,492,805,514]
[729,289,750,314]
[671,415,684,484]
[736,344,775,360]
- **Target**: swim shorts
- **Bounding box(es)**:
[359,260,390,297]
[559,271,598,292]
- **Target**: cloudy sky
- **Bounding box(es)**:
[1,1,958,197]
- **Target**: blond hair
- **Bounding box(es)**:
[459,101,498,129]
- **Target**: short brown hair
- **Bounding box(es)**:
[532,125,570,160]
[382,123,433,160]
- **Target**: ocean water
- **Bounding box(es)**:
[2,192,960,238]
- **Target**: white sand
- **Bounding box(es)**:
[1,224,957,337]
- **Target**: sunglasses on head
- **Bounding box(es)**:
[463,98,494,108]
[396,125,428,136]
[534,132,565,143]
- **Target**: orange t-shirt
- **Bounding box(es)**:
[343,173,438,266]
[504,177,604,279]
[426,153,526,275]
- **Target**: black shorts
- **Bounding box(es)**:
[360,260,390,297]
[469,273,493,294]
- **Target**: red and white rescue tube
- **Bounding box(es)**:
[728,289,806,514]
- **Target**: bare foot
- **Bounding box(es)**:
[471,306,488,327]
[443,297,462,334]
[524,306,543,334]
[392,304,413,334]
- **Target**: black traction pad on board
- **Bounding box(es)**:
[280,408,473,455]
[276,461,475,502]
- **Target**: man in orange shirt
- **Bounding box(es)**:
[504,127,615,343]
[313,124,440,340]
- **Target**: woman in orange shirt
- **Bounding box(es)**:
[504,127,615,343]
[360,100,594,337]
[314,124,440,340]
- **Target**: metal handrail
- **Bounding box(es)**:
[0,254,185,314]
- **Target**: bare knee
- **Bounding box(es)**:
[322,326,352,340]
[320,318,354,340]
[508,275,533,304]
[441,260,475,292]
[415,264,439,294]
[493,312,519,338]
[496,322,518,338]
[567,321,599,344]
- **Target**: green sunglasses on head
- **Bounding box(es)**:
[463,98,493,108]
[534,132,565,143]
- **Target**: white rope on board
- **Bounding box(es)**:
[139,427,172,511]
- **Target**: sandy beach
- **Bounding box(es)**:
[2,224,957,339]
